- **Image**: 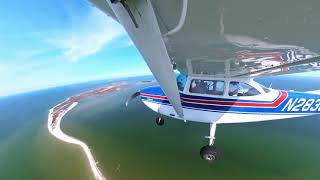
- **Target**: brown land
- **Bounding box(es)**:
[50,82,132,129]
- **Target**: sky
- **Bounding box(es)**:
[0,0,151,96]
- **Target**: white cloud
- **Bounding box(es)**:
[46,8,126,62]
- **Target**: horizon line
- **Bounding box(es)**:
[0,73,153,98]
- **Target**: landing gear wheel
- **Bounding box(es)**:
[200,145,219,162]
[155,117,164,126]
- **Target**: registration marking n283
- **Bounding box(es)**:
[282,98,320,112]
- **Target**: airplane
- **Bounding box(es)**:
[89,0,320,162]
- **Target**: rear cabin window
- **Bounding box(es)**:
[189,79,225,95]
[176,73,187,91]
[228,81,260,96]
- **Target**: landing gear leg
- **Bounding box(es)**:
[207,123,216,146]
[155,117,164,126]
[200,123,220,162]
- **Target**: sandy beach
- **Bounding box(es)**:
[47,83,131,180]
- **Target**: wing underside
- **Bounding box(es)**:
[151,0,320,77]
[91,0,320,77]
[89,0,320,116]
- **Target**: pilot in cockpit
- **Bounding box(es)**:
[229,81,240,96]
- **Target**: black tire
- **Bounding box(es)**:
[156,117,164,126]
[200,145,220,162]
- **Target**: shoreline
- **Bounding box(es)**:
[48,102,106,180]
[46,83,131,180]
[46,80,153,179]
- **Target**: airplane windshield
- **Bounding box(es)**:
[176,73,188,91]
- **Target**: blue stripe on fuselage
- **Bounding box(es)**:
[140,86,320,114]
[140,86,280,103]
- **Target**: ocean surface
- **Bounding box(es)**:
[1,75,320,180]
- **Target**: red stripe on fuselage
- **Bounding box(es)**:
[140,93,167,99]
[181,91,287,107]
[140,91,288,108]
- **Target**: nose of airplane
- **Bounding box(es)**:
[139,86,165,96]
[126,86,165,107]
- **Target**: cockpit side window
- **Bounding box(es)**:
[229,81,261,96]
[176,73,187,91]
[189,79,225,96]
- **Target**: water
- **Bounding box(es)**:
[1,75,320,179]
[0,80,113,179]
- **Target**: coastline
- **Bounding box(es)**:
[46,80,154,180]
[48,101,106,180]
[46,83,130,180]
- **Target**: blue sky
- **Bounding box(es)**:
[0,0,151,96]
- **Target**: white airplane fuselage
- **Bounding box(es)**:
[139,77,320,124]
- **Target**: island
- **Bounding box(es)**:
[47,81,142,180]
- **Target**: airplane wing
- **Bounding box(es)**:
[89,0,320,116]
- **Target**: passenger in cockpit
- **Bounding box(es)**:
[191,80,205,94]
[229,82,240,96]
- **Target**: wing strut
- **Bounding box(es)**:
[111,0,138,28]
[107,0,184,117]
